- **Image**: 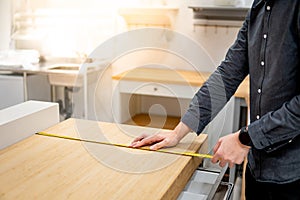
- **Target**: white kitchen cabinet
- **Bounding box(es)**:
[112,67,248,151]
[0,73,51,110]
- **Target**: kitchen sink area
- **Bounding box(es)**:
[0,55,109,120]
[43,61,108,120]
[47,63,91,87]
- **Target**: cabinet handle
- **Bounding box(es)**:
[153,87,158,91]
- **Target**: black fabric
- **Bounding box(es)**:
[245,165,300,200]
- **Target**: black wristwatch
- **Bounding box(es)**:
[239,126,251,146]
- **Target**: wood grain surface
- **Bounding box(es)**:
[0,118,208,200]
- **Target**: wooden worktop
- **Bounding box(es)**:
[112,67,249,100]
[0,118,208,200]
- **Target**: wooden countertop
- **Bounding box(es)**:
[112,67,249,100]
[0,118,208,200]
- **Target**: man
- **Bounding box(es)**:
[131,0,300,199]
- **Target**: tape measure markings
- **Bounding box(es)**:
[36,132,213,159]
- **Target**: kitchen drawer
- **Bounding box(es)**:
[118,80,198,99]
[178,192,207,200]
[178,167,233,200]
[184,181,213,195]
[191,170,219,184]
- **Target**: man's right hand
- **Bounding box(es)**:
[130,130,180,150]
[130,122,192,150]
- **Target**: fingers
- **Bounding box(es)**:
[228,162,235,168]
[131,134,163,148]
[150,139,168,150]
[213,140,221,154]
[211,154,219,164]
[211,140,221,163]
[212,155,235,168]
[130,130,177,150]
[212,140,234,168]
[130,134,148,146]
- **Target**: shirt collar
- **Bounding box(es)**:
[253,0,264,9]
[253,0,274,9]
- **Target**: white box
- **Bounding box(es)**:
[0,100,59,150]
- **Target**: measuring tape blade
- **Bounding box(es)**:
[36,132,212,159]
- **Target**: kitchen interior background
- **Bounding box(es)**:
[0,2,253,198]
[0,0,253,65]
[0,0,252,123]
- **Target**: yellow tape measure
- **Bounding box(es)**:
[36,132,213,159]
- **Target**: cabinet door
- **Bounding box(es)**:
[0,74,51,110]
[0,74,24,109]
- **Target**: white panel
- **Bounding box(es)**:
[119,80,197,99]
[0,74,51,110]
[0,100,59,150]
[0,74,24,110]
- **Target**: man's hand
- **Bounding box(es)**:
[211,130,251,168]
[130,130,180,150]
[130,122,191,150]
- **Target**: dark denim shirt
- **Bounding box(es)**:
[182,0,300,183]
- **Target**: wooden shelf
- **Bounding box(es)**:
[112,67,210,86]
[112,67,249,100]
[118,7,178,28]
[125,113,180,130]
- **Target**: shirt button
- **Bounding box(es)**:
[263,34,267,39]
[256,115,260,120]
[261,61,265,66]
[258,89,261,94]
[266,6,271,11]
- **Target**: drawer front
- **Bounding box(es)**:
[178,169,223,200]
[118,80,198,99]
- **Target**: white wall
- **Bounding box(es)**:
[0,0,11,50]
[11,0,253,70]
[111,0,251,75]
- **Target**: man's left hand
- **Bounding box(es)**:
[211,131,251,168]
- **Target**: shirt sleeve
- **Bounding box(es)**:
[181,12,250,134]
[248,95,300,153]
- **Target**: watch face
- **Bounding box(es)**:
[239,127,251,146]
